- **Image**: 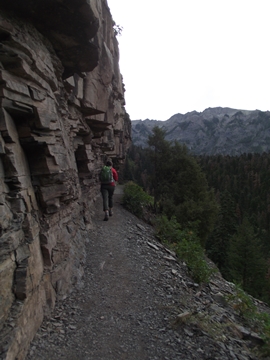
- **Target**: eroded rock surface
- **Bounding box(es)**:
[0,1,131,359]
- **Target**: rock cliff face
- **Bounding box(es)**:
[132,108,270,155]
[0,1,131,359]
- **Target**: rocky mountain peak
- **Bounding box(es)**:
[132,107,270,155]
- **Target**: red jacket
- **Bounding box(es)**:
[110,167,118,186]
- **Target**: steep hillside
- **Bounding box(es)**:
[132,107,270,155]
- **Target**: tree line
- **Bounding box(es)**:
[198,153,270,301]
[125,127,270,304]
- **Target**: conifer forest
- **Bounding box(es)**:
[126,127,270,305]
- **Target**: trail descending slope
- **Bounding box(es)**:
[26,189,267,360]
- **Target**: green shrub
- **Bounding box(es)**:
[123,181,153,218]
[174,237,214,284]
[154,215,182,243]
[226,284,256,317]
[226,285,270,356]
[257,312,270,356]
[155,215,214,283]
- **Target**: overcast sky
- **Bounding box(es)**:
[107,0,269,121]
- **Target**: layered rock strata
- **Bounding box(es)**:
[0,1,131,359]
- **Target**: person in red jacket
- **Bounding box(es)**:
[100,160,118,221]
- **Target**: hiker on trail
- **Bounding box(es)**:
[99,160,118,221]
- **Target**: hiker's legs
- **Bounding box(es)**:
[108,186,115,216]
[101,185,114,220]
[101,187,109,221]
[101,187,109,211]
[108,187,115,208]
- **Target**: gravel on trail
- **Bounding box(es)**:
[26,188,265,360]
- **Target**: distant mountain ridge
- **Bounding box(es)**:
[132,107,270,155]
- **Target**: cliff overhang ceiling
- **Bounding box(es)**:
[0,0,100,78]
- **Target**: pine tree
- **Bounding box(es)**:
[228,217,267,299]
[206,190,238,277]
[147,127,172,210]
[148,130,218,245]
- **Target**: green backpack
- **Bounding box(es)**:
[100,166,113,183]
